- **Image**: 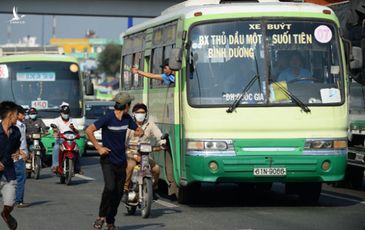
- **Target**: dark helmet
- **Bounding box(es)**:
[29,107,37,114]
[60,105,70,114]
[132,103,148,113]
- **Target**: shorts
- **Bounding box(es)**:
[0,176,16,206]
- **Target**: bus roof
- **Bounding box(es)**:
[0,54,78,64]
[125,1,335,35]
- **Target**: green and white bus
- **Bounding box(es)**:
[121,0,362,203]
[0,48,87,158]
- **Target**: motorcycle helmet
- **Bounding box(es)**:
[132,103,148,123]
[29,107,37,120]
[60,104,70,120]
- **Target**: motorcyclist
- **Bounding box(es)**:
[24,107,48,166]
[122,103,166,203]
[51,102,81,174]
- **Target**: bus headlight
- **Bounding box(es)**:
[187,140,228,151]
[186,139,235,156]
[304,139,347,150]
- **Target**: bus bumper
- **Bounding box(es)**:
[185,151,347,183]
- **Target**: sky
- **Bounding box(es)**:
[0,14,148,45]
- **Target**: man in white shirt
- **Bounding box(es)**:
[51,103,79,173]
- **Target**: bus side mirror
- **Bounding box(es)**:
[85,77,94,96]
[350,46,363,70]
[169,48,182,71]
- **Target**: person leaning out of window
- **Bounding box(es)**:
[131,59,175,86]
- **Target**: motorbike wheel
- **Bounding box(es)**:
[141,178,153,218]
[34,155,41,180]
[126,206,137,215]
[65,158,74,186]
[27,172,32,179]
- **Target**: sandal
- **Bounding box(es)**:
[105,224,117,230]
[1,211,17,230]
[93,218,105,229]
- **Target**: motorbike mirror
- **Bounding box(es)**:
[50,124,57,129]
[161,133,169,140]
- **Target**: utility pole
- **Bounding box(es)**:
[52,15,56,38]
[7,23,11,44]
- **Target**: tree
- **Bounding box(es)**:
[97,43,122,77]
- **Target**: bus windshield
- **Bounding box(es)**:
[188,20,343,107]
[0,61,82,118]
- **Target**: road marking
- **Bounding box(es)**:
[75,174,96,181]
[154,199,178,208]
[321,192,365,204]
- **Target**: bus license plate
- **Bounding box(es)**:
[253,168,287,176]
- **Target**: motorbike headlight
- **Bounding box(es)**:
[31,133,41,139]
[64,133,76,140]
[139,143,152,153]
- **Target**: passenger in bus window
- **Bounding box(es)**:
[277,51,312,83]
[131,59,175,85]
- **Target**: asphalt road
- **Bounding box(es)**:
[5,155,365,230]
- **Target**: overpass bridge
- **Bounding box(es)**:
[0,0,184,18]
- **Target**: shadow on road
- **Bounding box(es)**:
[28,200,50,207]
[119,223,165,230]
[161,183,364,208]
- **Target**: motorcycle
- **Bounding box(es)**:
[50,124,80,185]
[26,127,45,179]
[125,134,167,218]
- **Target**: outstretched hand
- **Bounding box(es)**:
[131,66,138,74]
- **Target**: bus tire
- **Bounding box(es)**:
[177,182,200,204]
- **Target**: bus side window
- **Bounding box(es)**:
[151,47,163,88]
[122,54,133,90]
[132,52,144,89]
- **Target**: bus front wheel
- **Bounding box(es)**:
[177,183,200,204]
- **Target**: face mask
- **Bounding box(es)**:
[61,113,69,120]
[29,114,37,120]
[134,113,146,122]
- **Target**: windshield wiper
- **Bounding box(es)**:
[226,74,258,113]
[227,55,261,113]
[270,80,311,113]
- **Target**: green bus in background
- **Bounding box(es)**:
[120,0,363,203]
[347,80,365,188]
[0,48,86,160]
